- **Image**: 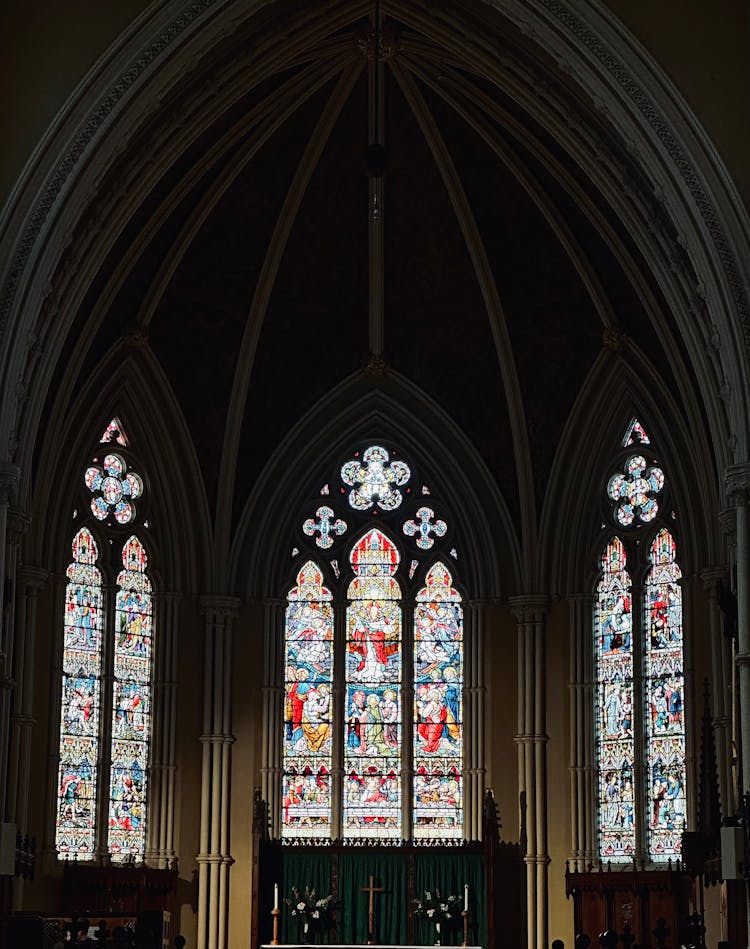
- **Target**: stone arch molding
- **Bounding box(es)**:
[0,0,748,489]
[29,342,212,594]
[541,346,717,597]
[232,370,518,601]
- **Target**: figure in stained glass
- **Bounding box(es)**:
[341,445,410,511]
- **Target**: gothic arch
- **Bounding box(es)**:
[233,371,518,600]
[28,342,211,593]
[542,347,718,596]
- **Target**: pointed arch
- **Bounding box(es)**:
[55,526,103,859]
[282,560,334,840]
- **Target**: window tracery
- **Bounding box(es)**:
[594,420,686,863]
[280,443,463,842]
[56,419,154,862]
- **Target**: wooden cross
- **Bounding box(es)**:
[360,874,384,945]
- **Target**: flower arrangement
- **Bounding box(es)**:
[413,890,462,945]
[413,889,462,922]
[285,886,336,939]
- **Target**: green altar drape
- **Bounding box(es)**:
[414,850,486,948]
[281,850,334,944]
[262,846,486,946]
[339,851,408,945]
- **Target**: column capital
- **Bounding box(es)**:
[700,567,729,594]
[725,463,750,504]
[199,595,241,623]
[0,463,20,504]
[17,565,49,592]
[7,508,31,538]
[719,507,736,539]
[508,594,549,622]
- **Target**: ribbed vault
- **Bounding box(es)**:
[5,0,742,594]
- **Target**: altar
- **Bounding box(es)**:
[250,791,522,949]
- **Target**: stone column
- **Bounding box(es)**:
[0,464,20,825]
[726,464,750,799]
[466,600,486,841]
[511,595,549,949]
[700,568,732,820]
[197,597,239,949]
[568,594,594,871]
[9,565,46,908]
[147,592,180,867]
[260,598,284,840]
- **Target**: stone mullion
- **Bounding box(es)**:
[332,594,346,840]
[631,570,647,866]
[401,598,413,841]
[96,580,116,861]
[197,596,239,949]
[261,598,284,840]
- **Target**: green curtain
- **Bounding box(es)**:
[281,849,334,944]
[414,851,486,947]
[338,850,408,945]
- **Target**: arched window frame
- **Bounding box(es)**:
[278,443,467,844]
[593,420,688,865]
[54,419,155,862]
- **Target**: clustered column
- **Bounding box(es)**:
[700,568,734,819]
[260,598,285,840]
[465,600,486,841]
[567,594,594,871]
[726,464,750,801]
[147,592,181,867]
[0,463,20,837]
[511,595,549,949]
[197,596,239,949]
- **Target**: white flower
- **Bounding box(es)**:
[312,911,320,919]
[297,902,306,911]
[440,904,448,913]
[427,909,435,918]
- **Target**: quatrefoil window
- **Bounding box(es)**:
[84,453,143,525]
[340,445,411,511]
[303,506,347,549]
[607,454,664,527]
[403,506,447,550]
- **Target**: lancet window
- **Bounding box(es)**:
[594,420,686,862]
[281,444,464,842]
[56,419,154,861]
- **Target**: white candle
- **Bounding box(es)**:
[464,883,469,912]
[274,882,279,911]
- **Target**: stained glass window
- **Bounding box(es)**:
[282,445,463,842]
[282,562,334,839]
[56,528,103,859]
[414,563,463,839]
[644,528,686,858]
[58,428,154,862]
[595,538,634,861]
[344,529,402,839]
[108,536,152,860]
[595,425,687,864]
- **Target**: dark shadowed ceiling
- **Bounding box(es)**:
[40,0,694,550]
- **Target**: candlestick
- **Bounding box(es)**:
[464,883,468,912]
[462,909,469,948]
[274,882,279,911]
[271,908,280,947]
